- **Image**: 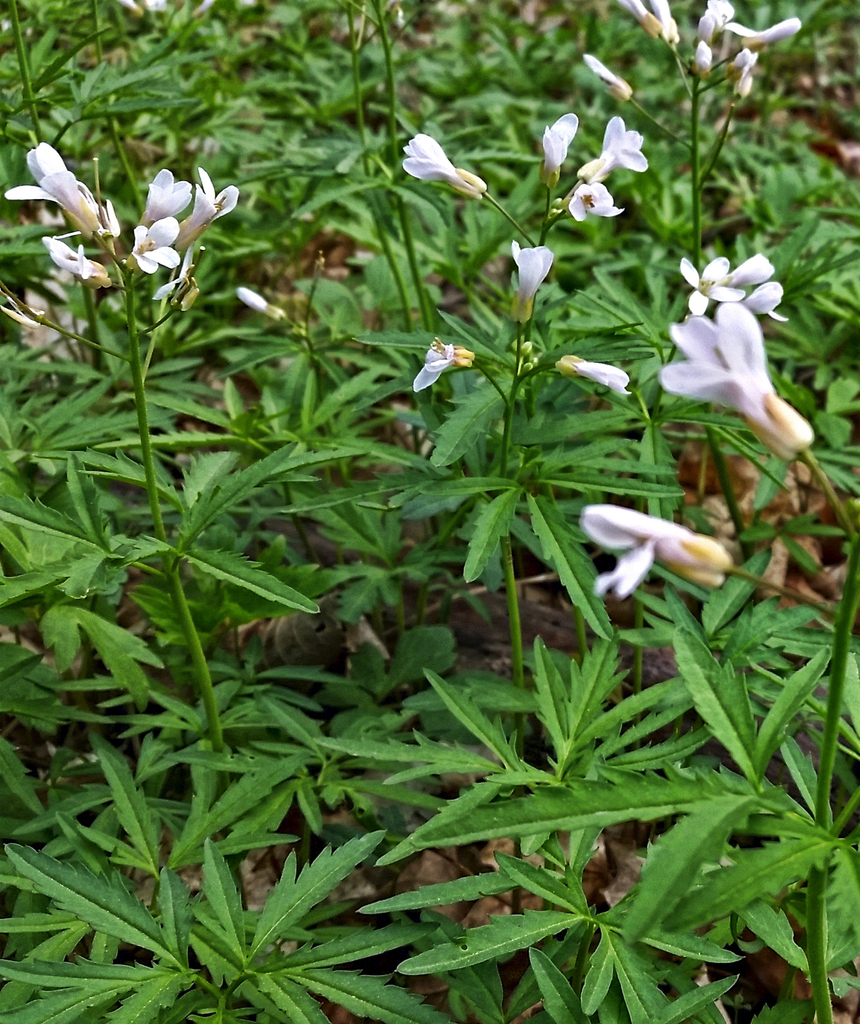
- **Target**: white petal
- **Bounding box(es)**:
[701,256,730,281]
[743,281,783,315]
[571,359,630,394]
[679,258,700,289]
[514,245,554,303]
[660,361,751,411]
[5,185,55,201]
[27,143,67,181]
[713,301,770,385]
[148,217,180,246]
[237,287,269,312]
[670,315,721,364]
[688,290,710,316]
[708,285,746,303]
[595,543,657,598]
[728,254,773,286]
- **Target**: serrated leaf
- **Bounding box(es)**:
[202,840,245,957]
[674,629,757,784]
[291,966,453,1024]
[528,948,588,1024]
[251,973,329,1024]
[158,868,193,967]
[399,910,581,974]
[249,832,384,958]
[624,795,758,943]
[0,494,103,550]
[428,384,504,468]
[526,494,611,640]
[186,548,317,613]
[5,847,179,966]
[580,930,614,1015]
[0,982,126,1024]
[495,853,584,913]
[463,489,520,582]
[106,970,188,1024]
[284,924,432,969]
[425,670,518,767]
[361,872,514,915]
[741,899,807,970]
[89,734,160,877]
[658,976,736,1024]
[755,649,829,775]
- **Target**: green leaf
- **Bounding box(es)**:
[202,841,245,958]
[399,911,582,974]
[528,947,588,1024]
[186,548,317,613]
[755,649,829,775]
[0,983,126,1024]
[89,734,160,877]
[526,495,611,640]
[107,971,188,1024]
[249,832,384,957]
[495,853,584,913]
[672,838,835,929]
[463,489,520,582]
[658,976,736,1024]
[674,629,757,784]
[5,847,180,966]
[425,670,519,767]
[361,872,514,915]
[285,967,452,1024]
[580,930,614,1015]
[0,494,104,550]
[158,868,193,967]
[251,974,329,1024]
[702,551,771,636]
[428,384,504,468]
[624,796,759,943]
[741,900,807,971]
[284,924,432,969]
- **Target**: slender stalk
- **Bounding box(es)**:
[109,116,141,209]
[10,0,41,140]
[700,101,736,185]
[91,0,103,62]
[347,5,369,173]
[484,193,537,247]
[806,534,860,1024]
[124,272,224,752]
[706,427,752,560]
[689,77,702,268]
[726,566,833,618]
[501,535,525,749]
[629,98,686,146]
[801,449,856,539]
[373,0,433,329]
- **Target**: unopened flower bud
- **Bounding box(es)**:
[237,286,286,320]
[693,41,713,76]
[452,345,475,367]
[453,168,488,199]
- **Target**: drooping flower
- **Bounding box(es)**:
[153,248,199,309]
[236,286,286,319]
[143,169,192,224]
[556,355,630,394]
[568,182,624,222]
[511,241,554,323]
[174,168,239,250]
[660,302,813,460]
[616,0,664,39]
[577,117,647,184]
[42,237,112,289]
[540,114,579,188]
[128,217,181,274]
[583,55,633,102]
[1,298,45,330]
[727,48,757,97]
[698,0,734,43]
[5,143,118,240]
[726,17,801,50]
[413,338,475,392]
[402,135,487,199]
[693,40,713,76]
[581,504,733,598]
[680,254,777,317]
[648,0,679,43]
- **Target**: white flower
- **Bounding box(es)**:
[726,17,801,50]
[144,169,192,224]
[128,217,181,274]
[540,113,579,188]
[237,286,286,319]
[578,117,647,184]
[660,302,813,460]
[2,300,45,329]
[649,0,679,44]
[412,338,475,392]
[511,241,554,322]
[698,0,734,43]
[616,0,663,39]
[693,40,713,76]
[680,254,775,316]
[42,237,112,289]
[568,182,624,222]
[402,134,487,199]
[743,281,787,322]
[556,355,630,394]
[117,0,168,11]
[583,55,633,102]
[728,48,757,97]
[581,505,733,597]
[174,168,239,250]
[153,248,199,309]
[5,143,114,239]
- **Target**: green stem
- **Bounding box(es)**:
[109,116,140,209]
[801,449,856,540]
[484,193,537,247]
[501,534,525,752]
[373,0,432,329]
[538,188,552,246]
[706,427,752,560]
[629,98,686,145]
[726,566,833,618]
[699,101,736,185]
[10,0,41,140]
[124,272,224,752]
[347,5,369,174]
[690,77,702,268]
[573,604,587,663]
[806,534,860,1024]
[91,0,103,62]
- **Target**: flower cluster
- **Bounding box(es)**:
[4,144,238,309]
[585,1,801,98]
[679,254,785,321]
